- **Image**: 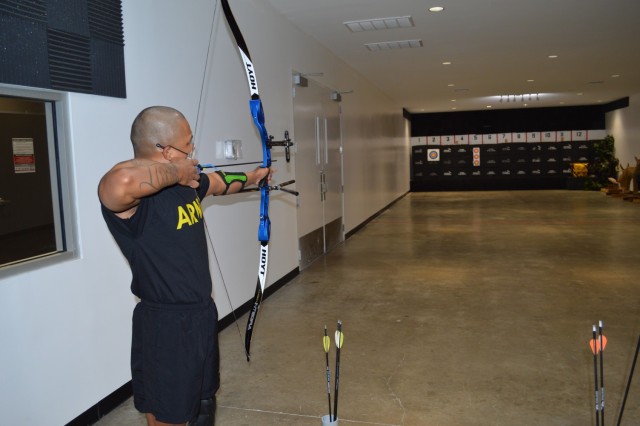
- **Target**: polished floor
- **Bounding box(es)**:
[96,191,640,425]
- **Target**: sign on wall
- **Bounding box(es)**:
[12,138,36,173]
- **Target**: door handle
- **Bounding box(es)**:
[324,118,329,165]
[315,116,321,166]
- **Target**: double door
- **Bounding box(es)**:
[293,78,343,269]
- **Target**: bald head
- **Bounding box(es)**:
[130,106,189,157]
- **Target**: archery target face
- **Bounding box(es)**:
[428,149,440,161]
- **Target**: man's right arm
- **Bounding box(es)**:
[98,159,200,213]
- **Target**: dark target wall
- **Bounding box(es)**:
[407,99,628,191]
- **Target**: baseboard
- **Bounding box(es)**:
[65,382,132,426]
[65,266,299,426]
[345,192,409,240]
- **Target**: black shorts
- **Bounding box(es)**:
[131,299,219,424]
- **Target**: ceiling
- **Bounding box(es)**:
[264,0,640,113]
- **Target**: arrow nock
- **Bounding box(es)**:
[335,320,344,349]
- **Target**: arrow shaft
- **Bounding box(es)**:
[326,354,332,418]
[593,325,600,426]
[199,159,278,169]
[324,326,332,419]
[334,321,343,422]
[599,321,605,426]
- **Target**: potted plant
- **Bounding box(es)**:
[584,135,619,190]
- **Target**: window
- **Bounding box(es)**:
[0,86,75,272]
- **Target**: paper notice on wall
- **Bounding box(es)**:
[12,138,36,173]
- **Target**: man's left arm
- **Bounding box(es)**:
[205,167,271,197]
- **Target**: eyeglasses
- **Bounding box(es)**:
[156,143,195,159]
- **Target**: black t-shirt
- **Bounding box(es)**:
[102,174,213,304]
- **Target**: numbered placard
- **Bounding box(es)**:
[571,130,587,141]
[512,132,526,143]
[498,133,512,144]
[441,135,455,145]
[455,134,469,145]
[410,136,427,146]
[527,132,541,143]
[482,134,497,144]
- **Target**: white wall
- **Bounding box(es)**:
[0,0,408,424]
[606,93,640,167]
[341,86,409,232]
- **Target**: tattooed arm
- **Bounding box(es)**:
[98,158,200,217]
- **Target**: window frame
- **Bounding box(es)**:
[0,84,77,276]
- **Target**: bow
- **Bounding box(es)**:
[220,0,295,361]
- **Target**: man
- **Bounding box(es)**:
[99,106,270,426]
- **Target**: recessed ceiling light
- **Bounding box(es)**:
[527,79,534,82]
[577,92,583,96]
[612,74,620,78]
[448,83,455,87]
[429,6,445,12]
[451,99,456,102]
[344,16,414,32]
[548,55,558,59]
[442,61,451,65]
[451,107,457,110]
[486,105,492,108]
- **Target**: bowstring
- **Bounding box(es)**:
[193,0,247,358]
[193,0,217,135]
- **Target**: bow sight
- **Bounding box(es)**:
[268,130,293,162]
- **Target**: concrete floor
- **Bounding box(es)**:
[96,190,640,426]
